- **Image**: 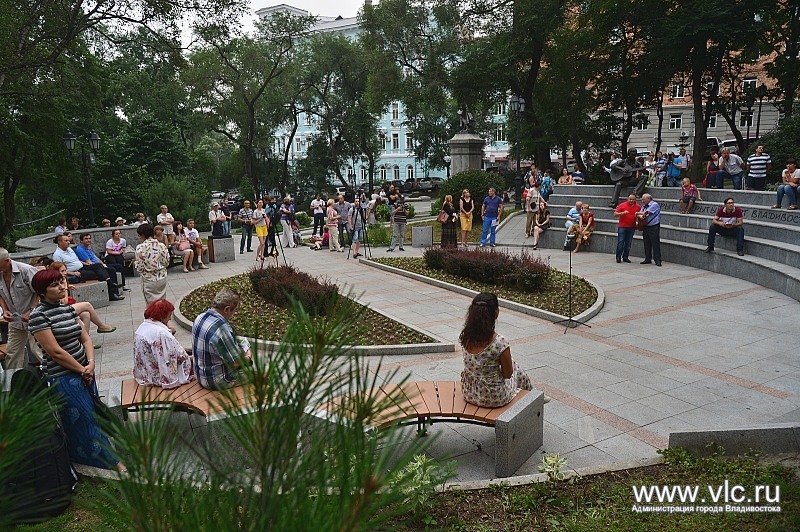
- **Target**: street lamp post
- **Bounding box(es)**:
[509,95,525,210]
[443,155,451,179]
[744,92,756,148]
[755,83,767,140]
[63,130,100,227]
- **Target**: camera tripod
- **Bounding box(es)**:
[347,204,372,260]
[553,232,591,333]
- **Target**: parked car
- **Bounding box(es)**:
[417,178,434,191]
[429,177,444,189]
[403,178,419,192]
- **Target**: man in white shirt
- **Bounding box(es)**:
[0,248,40,370]
[185,219,208,269]
[209,202,226,237]
[310,193,326,236]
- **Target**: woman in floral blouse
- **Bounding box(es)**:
[459,292,532,408]
[133,299,193,389]
[134,223,170,303]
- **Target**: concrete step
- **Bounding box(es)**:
[544,217,800,269]
[524,227,800,303]
[552,184,779,208]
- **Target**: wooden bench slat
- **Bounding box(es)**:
[480,390,530,424]
[451,381,474,419]
[435,381,457,416]
[414,381,441,417]
[120,379,141,408]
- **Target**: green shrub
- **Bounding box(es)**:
[407,204,416,218]
[295,211,311,227]
[367,223,391,245]
[752,114,799,184]
[142,174,210,231]
[422,247,551,293]
[249,265,338,316]
[376,204,389,222]
[429,198,443,215]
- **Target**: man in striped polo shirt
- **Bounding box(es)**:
[746,145,772,190]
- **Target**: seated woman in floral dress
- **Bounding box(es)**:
[570,203,595,253]
[172,221,196,273]
[459,292,532,408]
[133,299,193,389]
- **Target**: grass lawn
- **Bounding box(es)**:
[16,451,798,531]
[372,257,597,317]
[179,273,435,345]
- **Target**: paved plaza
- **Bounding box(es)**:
[91,217,800,481]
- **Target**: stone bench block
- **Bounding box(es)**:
[495,390,544,478]
[208,236,235,263]
[71,281,109,308]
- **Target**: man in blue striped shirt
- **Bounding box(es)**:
[745,145,772,191]
[192,288,252,390]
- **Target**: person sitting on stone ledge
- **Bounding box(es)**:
[773,158,799,210]
[678,177,702,214]
[705,197,745,256]
[53,233,124,301]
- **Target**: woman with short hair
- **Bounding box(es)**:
[134,223,170,303]
[133,299,193,389]
[28,269,125,472]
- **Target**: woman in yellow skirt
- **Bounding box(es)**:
[459,189,474,247]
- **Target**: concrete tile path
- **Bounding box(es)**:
[91,218,800,481]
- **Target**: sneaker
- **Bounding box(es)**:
[737,250,745,256]
[353,253,361,258]
[398,247,405,251]
[199,263,209,269]
[386,248,394,252]
[772,204,781,209]
[789,205,798,210]
[490,244,496,247]
[704,247,714,253]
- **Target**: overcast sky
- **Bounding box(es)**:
[249,0,366,19]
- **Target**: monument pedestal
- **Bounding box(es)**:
[448,132,485,175]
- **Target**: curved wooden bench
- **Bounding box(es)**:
[321,380,545,478]
[120,378,251,421]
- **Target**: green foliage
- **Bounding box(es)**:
[423,248,551,292]
[539,453,568,482]
[430,198,443,215]
[295,211,311,227]
[93,294,432,530]
[249,264,339,316]
[141,175,210,230]
[376,204,390,222]
[753,114,800,183]
[406,204,416,218]
[390,454,456,516]
[367,223,391,246]
[440,170,505,222]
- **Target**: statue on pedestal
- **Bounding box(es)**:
[609,148,646,207]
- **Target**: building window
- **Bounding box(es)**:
[671,82,684,99]
[495,102,506,116]
[405,134,414,151]
[494,124,506,143]
[708,113,718,128]
[406,165,414,179]
[669,114,682,130]
[393,165,400,180]
[391,103,399,120]
[359,167,367,182]
[295,138,302,152]
[743,78,757,94]
[706,81,720,96]
[636,116,649,130]
[392,133,399,150]
[380,167,386,180]
[739,111,753,128]
[379,133,387,151]
[305,113,313,126]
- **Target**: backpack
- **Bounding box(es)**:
[6,354,78,524]
[540,176,553,196]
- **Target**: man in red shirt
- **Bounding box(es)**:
[705,197,745,256]
[613,194,640,263]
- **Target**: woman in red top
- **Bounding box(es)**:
[570,203,595,252]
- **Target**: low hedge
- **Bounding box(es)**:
[249,265,338,316]
[423,247,550,293]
